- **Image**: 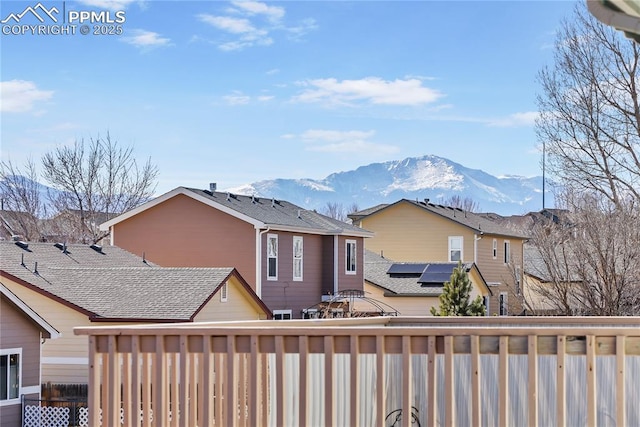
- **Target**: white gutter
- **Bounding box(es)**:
[255,226,271,298]
[333,235,339,295]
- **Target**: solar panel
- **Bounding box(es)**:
[418,263,456,284]
[387,263,428,275]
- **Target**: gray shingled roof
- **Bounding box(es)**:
[0,241,248,321]
[365,250,476,297]
[184,188,372,236]
[352,199,528,239]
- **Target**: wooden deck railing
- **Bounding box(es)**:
[75,317,640,427]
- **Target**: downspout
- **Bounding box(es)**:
[333,234,339,295]
[473,233,483,264]
[256,226,271,298]
[109,226,114,246]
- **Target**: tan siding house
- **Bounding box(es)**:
[0,284,59,426]
[101,187,373,318]
[360,250,491,316]
[350,200,527,315]
[0,242,269,384]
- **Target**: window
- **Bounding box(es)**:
[273,309,292,320]
[492,239,498,259]
[503,240,511,264]
[499,293,508,316]
[483,296,490,316]
[448,236,463,262]
[293,236,303,281]
[220,282,228,302]
[267,234,278,280]
[515,266,521,295]
[302,309,319,319]
[346,240,357,274]
[0,349,20,402]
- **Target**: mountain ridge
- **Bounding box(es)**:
[228,154,549,215]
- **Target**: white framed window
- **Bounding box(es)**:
[302,308,319,319]
[267,234,278,280]
[346,240,357,274]
[504,240,511,264]
[492,239,498,259]
[220,282,228,302]
[0,348,21,403]
[499,293,508,316]
[273,309,292,320]
[293,236,303,281]
[448,236,463,262]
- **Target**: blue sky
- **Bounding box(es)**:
[1,0,578,195]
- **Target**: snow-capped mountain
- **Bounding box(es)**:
[229,155,550,215]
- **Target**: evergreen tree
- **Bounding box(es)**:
[431,262,486,316]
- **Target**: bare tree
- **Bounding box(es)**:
[41,133,158,243]
[439,195,480,212]
[525,191,640,315]
[0,158,47,241]
[536,3,640,206]
[321,202,359,223]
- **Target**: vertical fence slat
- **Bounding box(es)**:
[586,335,596,427]
[444,336,454,427]
[299,336,308,427]
[499,335,509,427]
[249,335,259,427]
[154,335,167,427]
[350,335,359,427]
[226,336,236,427]
[275,335,285,427]
[427,335,437,427]
[132,336,141,427]
[375,335,384,427]
[402,335,412,427]
[123,351,131,427]
[202,336,213,427]
[471,335,480,427]
[616,335,626,427]
[324,335,334,427]
[88,336,100,427]
[214,353,223,426]
[556,335,565,427]
[107,335,120,427]
[143,352,152,427]
[179,337,188,427]
[190,353,198,427]
[528,335,538,427]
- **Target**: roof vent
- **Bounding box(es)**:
[226,192,230,201]
[252,195,256,204]
[297,209,301,219]
[209,183,217,192]
[271,198,275,208]
[54,242,68,254]
[90,243,103,253]
[15,241,28,250]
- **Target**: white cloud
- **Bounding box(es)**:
[223,92,251,105]
[0,80,53,113]
[196,2,316,51]
[286,129,399,154]
[293,77,443,107]
[488,111,539,127]
[121,29,171,48]
[75,0,138,11]
[230,1,284,22]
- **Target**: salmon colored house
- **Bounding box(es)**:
[349,199,528,315]
[100,186,373,319]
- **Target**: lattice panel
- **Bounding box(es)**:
[23,405,70,427]
[77,407,156,426]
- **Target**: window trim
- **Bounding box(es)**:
[345,239,357,275]
[504,240,511,264]
[492,238,498,259]
[448,236,463,262]
[273,309,292,320]
[267,233,278,281]
[293,236,303,282]
[0,348,22,405]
